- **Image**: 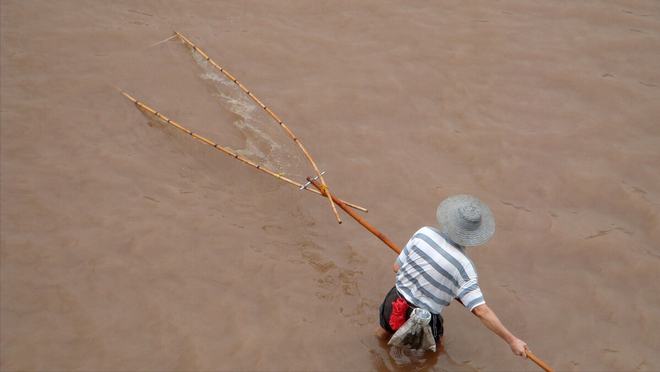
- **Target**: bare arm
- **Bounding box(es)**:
[392,263,400,273]
[472,304,527,357]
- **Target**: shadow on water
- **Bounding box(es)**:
[365,334,479,372]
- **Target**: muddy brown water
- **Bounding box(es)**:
[2,1,659,371]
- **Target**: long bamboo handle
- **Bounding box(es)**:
[308,178,401,254]
[527,350,553,372]
[174,31,342,224]
[120,90,367,212]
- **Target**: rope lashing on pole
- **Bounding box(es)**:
[120,90,367,213]
[306,177,554,372]
[173,31,343,224]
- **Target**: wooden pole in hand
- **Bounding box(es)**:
[120,90,368,212]
[173,31,343,224]
[526,349,553,372]
[307,177,554,372]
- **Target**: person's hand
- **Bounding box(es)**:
[509,338,528,357]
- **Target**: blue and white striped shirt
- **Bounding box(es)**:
[395,226,486,314]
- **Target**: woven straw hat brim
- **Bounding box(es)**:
[436,194,495,246]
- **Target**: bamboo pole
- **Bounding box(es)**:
[307,177,401,254]
[120,90,367,213]
[527,350,553,372]
[307,177,554,372]
[173,31,343,224]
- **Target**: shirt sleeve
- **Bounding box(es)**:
[395,235,416,267]
[457,279,486,311]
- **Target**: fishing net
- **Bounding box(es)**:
[388,308,436,352]
[125,34,307,182]
[118,33,367,216]
[187,47,306,180]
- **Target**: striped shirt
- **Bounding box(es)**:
[395,226,486,314]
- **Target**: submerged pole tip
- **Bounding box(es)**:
[118,89,137,103]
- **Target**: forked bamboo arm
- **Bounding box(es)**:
[173,31,342,224]
[120,90,367,213]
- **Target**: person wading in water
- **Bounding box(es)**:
[377,194,528,358]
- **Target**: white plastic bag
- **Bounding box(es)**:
[387,308,436,352]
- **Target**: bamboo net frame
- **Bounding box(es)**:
[124,32,552,372]
[120,90,367,213]
[173,31,342,224]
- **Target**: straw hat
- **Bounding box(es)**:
[436,194,495,247]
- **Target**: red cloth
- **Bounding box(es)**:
[388,297,409,331]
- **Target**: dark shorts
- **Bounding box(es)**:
[379,286,444,342]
